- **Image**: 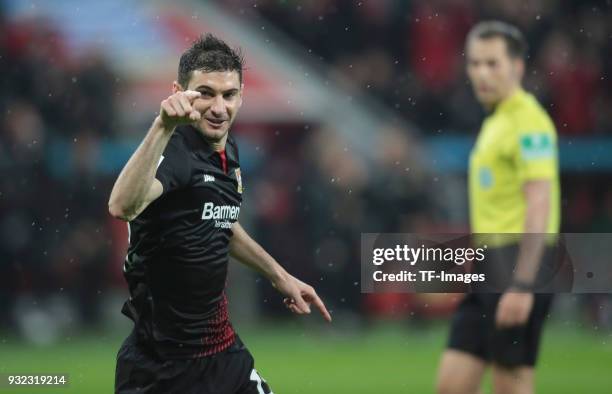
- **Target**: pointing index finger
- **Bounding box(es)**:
[311,292,332,322]
[183,90,201,101]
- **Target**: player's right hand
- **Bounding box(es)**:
[277,274,332,323]
[159,90,202,130]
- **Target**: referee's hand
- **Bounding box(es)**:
[495,291,534,328]
[275,274,332,322]
[159,90,202,130]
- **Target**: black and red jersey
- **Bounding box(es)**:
[121,124,243,359]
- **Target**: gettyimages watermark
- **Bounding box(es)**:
[361,233,612,293]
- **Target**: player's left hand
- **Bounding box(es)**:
[273,274,332,322]
[495,291,534,328]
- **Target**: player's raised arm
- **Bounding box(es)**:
[229,222,332,322]
[108,90,201,221]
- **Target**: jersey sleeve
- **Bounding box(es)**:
[513,127,558,182]
[155,133,191,194]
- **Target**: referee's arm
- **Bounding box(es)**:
[513,180,551,287]
[230,222,332,322]
[496,180,550,328]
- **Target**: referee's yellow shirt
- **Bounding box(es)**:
[469,88,560,242]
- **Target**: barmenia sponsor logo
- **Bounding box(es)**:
[201,202,240,228]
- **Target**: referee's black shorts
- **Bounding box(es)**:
[447,292,553,367]
[115,332,272,394]
[446,244,567,368]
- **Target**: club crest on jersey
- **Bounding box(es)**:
[235,168,243,194]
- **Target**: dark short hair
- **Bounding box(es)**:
[467,21,528,59]
[178,33,244,87]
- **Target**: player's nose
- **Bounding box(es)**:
[210,96,225,117]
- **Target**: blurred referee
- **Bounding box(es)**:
[108,34,330,394]
[437,22,560,394]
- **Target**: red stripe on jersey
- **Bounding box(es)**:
[194,292,235,358]
[219,150,228,174]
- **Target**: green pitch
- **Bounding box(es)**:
[0,323,610,393]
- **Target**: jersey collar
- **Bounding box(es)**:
[185,125,239,168]
[186,125,225,158]
[494,87,527,114]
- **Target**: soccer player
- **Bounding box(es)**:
[108,34,331,394]
[436,22,560,394]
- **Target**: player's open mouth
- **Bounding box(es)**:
[205,118,227,128]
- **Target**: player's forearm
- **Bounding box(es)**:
[229,222,288,284]
[513,181,551,287]
[108,117,173,220]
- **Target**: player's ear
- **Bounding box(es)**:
[172,81,184,94]
[513,59,525,81]
[237,82,244,108]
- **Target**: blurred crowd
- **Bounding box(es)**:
[0,14,118,329]
[236,122,436,318]
[244,0,612,135]
[1,1,612,336]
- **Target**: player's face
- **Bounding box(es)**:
[182,70,243,141]
[466,37,523,108]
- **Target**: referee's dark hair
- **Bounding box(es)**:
[467,21,528,59]
[178,33,244,87]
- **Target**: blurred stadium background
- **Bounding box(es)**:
[1,0,611,392]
